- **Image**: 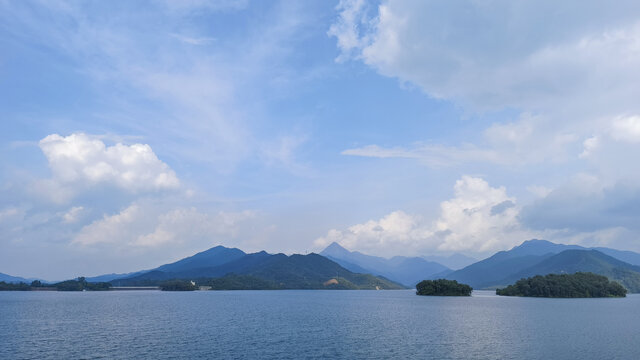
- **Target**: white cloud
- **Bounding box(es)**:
[62,206,84,224]
[611,115,640,143]
[73,204,144,247]
[327,0,371,63]
[527,185,553,198]
[73,203,256,250]
[39,133,179,196]
[170,33,216,46]
[331,1,640,113]
[4,0,313,172]
[342,144,504,167]
[579,136,600,158]
[433,176,528,252]
[0,207,21,222]
[343,114,579,167]
[315,210,428,254]
[315,176,534,256]
[331,1,640,174]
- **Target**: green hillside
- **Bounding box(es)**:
[498,250,640,292]
[496,272,627,298]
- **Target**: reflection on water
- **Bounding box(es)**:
[1,289,638,359]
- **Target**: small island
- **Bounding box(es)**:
[496,272,627,298]
[416,279,472,296]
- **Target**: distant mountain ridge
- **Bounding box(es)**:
[0,272,31,284]
[7,239,640,291]
[86,270,149,283]
[444,240,640,292]
[422,253,478,270]
[113,246,405,290]
[320,242,450,286]
[86,246,247,283]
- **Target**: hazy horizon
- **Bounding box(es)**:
[3,0,640,279]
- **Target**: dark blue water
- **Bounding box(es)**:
[1,290,638,359]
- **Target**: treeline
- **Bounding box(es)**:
[416,279,472,296]
[0,278,112,291]
[0,281,31,291]
[496,272,627,298]
[159,280,198,291]
[53,277,111,291]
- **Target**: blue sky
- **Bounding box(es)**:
[2,0,640,279]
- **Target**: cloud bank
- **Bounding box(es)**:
[73,203,255,250]
[315,176,534,256]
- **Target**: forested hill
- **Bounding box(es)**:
[496,272,627,298]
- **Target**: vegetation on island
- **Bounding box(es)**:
[0,278,111,291]
[159,280,198,291]
[496,272,627,298]
[0,281,31,291]
[416,279,472,296]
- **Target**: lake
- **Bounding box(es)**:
[1,290,638,359]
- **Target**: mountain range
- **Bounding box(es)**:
[443,239,640,292]
[422,253,478,270]
[0,272,31,284]
[5,238,640,292]
[320,242,451,286]
[111,246,405,290]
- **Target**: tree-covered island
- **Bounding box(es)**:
[416,279,472,296]
[496,272,627,298]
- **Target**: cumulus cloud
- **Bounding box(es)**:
[315,210,429,255]
[73,203,256,250]
[315,176,534,255]
[39,133,179,197]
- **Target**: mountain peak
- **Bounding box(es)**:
[517,239,553,247]
[507,239,584,258]
[154,245,246,273]
[321,242,351,256]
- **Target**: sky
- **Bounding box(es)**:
[2,0,640,280]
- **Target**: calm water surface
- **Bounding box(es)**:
[0,290,638,359]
